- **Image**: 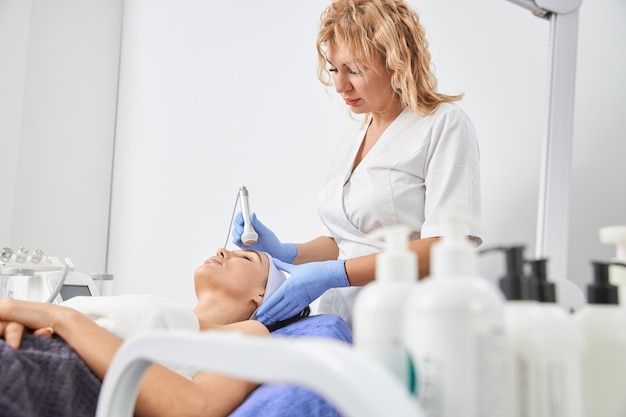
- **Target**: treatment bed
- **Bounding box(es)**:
[96,313,424,417]
[0,313,422,416]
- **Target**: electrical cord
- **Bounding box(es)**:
[45,262,70,303]
[223,189,242,249]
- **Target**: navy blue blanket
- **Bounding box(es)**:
[0,314,351,417]
[0,335,101,417]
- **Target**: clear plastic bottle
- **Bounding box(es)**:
[404,223,507,417]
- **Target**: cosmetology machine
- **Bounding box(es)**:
[0,246,112,303]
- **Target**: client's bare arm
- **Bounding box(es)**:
[134,320,269,417]
[0,298,269,417]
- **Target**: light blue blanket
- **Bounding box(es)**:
[230,314,352,417]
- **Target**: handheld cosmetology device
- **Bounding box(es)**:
[239,185,258,245]
[0,247,101,303]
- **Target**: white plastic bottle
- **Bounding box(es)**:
[481,245,549,417]
[404,224,508,417]
[353,225,417,391]
[599,225,626,309]
[574,260,626,417]
[523,257,586,417]
[481,246,586,417]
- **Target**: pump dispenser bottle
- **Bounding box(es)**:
[599,225,626,309]
[481,245,529,300]
[353,225,417,390]
[403,222,507,417]
[526,257,586,417]
[574,261,626,417]
[526,258,556,303]
[481,246,585,417]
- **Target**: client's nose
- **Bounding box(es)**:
[215,248,231,258]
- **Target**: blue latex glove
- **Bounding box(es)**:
[232,212,297,263]
[256,259,349,325]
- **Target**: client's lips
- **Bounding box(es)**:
[206,257,222,265]
[344,97,360,106]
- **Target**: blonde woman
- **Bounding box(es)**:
[234,0,482,326]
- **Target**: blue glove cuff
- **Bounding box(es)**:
[332,259,350,288]
[281,243,298,263]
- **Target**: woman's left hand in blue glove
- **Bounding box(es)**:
[255,259,349,325]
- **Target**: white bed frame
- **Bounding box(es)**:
[95,330,425,417]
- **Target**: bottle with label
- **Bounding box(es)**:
[573,260,626,417]
[481,246,586,417]
[404,223,508,417]
[481,245,545,417]
[353,225,417,391]
[524,257,586,417]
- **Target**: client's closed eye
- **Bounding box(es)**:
[236,250,262,263]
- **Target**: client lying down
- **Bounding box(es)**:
[0,248,311,417]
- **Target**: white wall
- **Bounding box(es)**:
[109,0,626,307]
[0,0,122,274]
[4,0,624,307]
[109,0,348,303]
[0,0,32,248]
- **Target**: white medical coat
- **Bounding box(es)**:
[316,103,482,325]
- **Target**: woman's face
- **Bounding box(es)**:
[194,248,269,302]
[325,42,400,118]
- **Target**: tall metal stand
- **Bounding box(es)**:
[506,0,585,310]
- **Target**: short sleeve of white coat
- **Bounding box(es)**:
[318,102,481,259]
[420,104,482,239]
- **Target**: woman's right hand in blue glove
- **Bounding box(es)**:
[232,213,297,263]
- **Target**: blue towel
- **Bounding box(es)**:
[230,314,352,417]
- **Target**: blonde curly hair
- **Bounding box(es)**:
[316,0,462,115]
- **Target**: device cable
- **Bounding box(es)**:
[45,262,70,303]
[223,189,241,249]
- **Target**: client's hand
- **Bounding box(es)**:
[0,299,56,349]
[0,320,26,349]
[256,259,349,325]
[232,212,297,263]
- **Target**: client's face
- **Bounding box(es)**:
[194,248,269,301]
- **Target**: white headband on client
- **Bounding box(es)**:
[250,253,288,320]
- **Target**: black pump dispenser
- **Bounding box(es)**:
[587,261,626,305]
[526,258,557,302]
[480,245,531,301]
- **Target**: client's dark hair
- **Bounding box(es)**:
[265,306,311,332]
